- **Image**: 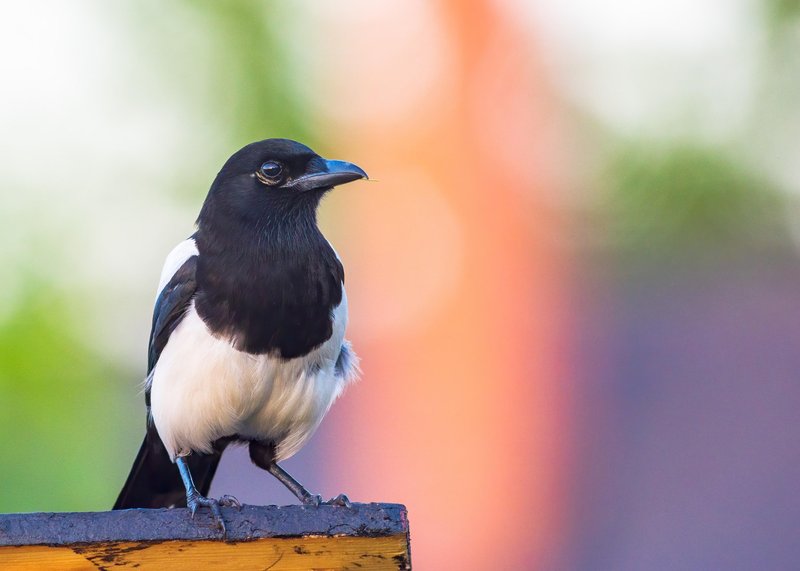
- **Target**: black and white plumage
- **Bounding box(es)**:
[114,139,366,524]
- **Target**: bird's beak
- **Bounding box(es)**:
[290,159,368,192]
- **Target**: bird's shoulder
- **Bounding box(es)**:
[156,237,200,295]
[146,237,200,389]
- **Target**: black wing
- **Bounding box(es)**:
[145,255,198,405]
[115,252,225,509]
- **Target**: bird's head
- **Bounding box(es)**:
[198,139,367,227]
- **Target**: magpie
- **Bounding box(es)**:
[113,139,367,529]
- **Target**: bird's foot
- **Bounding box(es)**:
[325,493,352,508]
[187,493,227,533]
[263,459,351,508]
[302,493,352,508]
[301,493,323,507]
[218,494,242,509]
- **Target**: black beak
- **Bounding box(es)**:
[288,159,368,192]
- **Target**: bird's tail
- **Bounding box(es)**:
[113,429,223,509]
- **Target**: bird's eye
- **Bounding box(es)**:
[257,161,285,185]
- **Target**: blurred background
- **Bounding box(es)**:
[1,1,799,569]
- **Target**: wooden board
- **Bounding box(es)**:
[0,503,410,570]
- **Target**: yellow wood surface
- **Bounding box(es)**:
[0,534,410,570]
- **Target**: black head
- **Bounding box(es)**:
[198,138,367,227]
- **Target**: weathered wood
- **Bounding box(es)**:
[0,503,411,570]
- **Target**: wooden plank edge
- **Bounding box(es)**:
[0,534,411,570]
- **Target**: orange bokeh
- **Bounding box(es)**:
[314,2,573,567]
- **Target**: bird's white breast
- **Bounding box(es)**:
[149,296,354,461]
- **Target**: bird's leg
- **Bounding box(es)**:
[267,462,351,507]
[176,456,232,532]
[249,441,351,507]
[266,462,323,506]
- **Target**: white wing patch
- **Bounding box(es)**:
[156,238,199,295]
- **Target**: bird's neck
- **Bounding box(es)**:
[199,189,327,254]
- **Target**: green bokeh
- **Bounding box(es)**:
[0,282,132,512]
[603,142,786,265]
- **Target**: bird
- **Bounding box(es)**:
[113,138,367,530]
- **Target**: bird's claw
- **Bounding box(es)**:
[218,494,242,509]
[187,494,227,534]
[302,493,351,508]
[325,493,352,508]
[302,493,323,507]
